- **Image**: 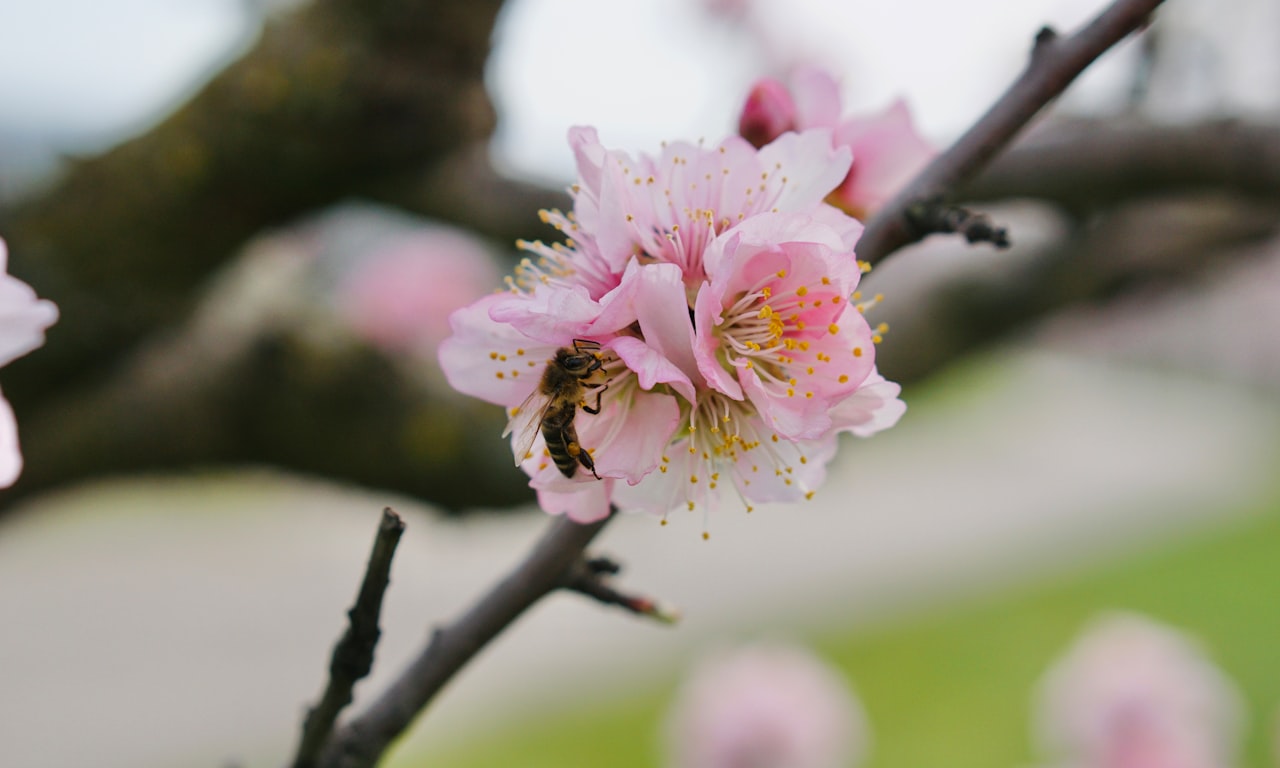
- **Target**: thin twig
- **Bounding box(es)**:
[857,0,1167,265]
[292,508,406,768]
[314,512,613,768]
[563,556,681,624]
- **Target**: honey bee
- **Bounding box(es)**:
[509,339,608,479]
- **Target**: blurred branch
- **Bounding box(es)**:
[873,195,1280,385]
[963,118,1280,211]
[858,0,1167,265]
[293,508,406,768]
[311,512,613,768]
[1,0,506,408]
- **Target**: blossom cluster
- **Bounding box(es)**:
[0,238,58,488]
[439,120,905,524]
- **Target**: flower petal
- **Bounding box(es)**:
[438,294,552,407]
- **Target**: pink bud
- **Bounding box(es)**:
[738,77,798,149]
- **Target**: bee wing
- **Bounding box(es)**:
[504,388,554,467]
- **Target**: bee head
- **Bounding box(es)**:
[557,346,603,377]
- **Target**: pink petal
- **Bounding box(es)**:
[834,99,935,216]
[0,392,20,488]
[437,294,552,407]
[756,130,852,215]
[829,371,906,437]
[788,66,842,130]
[692,286,743,400]
[0,242,58,368]
[488,284,601,344]
[536,479,616,523]
[609,336,696,403]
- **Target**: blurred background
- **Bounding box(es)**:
[0,0,1278,766]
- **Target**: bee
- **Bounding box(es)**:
[509,339,608,479]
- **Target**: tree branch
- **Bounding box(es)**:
[562,556,681,624]
[313,512,613,768]
[293,508,406,768]
[962,117,1280,210]
[857,0,1167,265]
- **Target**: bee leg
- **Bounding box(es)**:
[565,439,601,480]
[581,384,607,415]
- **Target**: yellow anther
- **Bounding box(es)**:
[796,286,808,297]
[838,374,849,383]
[776,269,787,278]
[853,347,864,357]
[828,323,840,335]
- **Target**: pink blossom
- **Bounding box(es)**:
[664,643,868,768]
[438,127,905,522]
[336,228,499,356]
[0,238,58,488]
[1034,613,1243,768]
[738,67,935,219]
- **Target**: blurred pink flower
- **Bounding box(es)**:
[664,643,868,768]
[1034,613,1244,768]
[336,228,500,355]
[439,127,904,523]
[738,67,935,219]
[0,238,58,488]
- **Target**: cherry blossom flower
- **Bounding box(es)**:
[1034,613,1244,768]
[663,643,869,768]
[0,238,59,488]
[336,227,500,356]
[439,126,905,523]
[739,66,935,219]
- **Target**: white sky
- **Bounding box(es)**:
[0,0,1274,182]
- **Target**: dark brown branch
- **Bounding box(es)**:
[293,508,406,768]
[562,556,681,624]
[314,512,613,768]
[1,0,505,410]
[857,0,1167,265]
[905,200,1011,248]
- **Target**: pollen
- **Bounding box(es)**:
[776,269,787,279]
[838,374,849,383]
[489,352,498,360]
[787,388,795,397]
[805,391,814,398]
[805,490,815,500]
[516,349,525,356]
[806,366,815,375]
[828,323,839,335]
[690,475,698,484]
[796,286,808,297]
[702,531,710,540]
[495,372,504,379]
[853,347,864,357]
[509,407,521,417]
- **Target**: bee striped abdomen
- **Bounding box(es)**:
[541,401,587,477]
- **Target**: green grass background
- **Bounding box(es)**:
[408,493,1280,768]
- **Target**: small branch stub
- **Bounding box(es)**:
[291,508,406,768]
[564,556,682,625]
[905,200,1011,248]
